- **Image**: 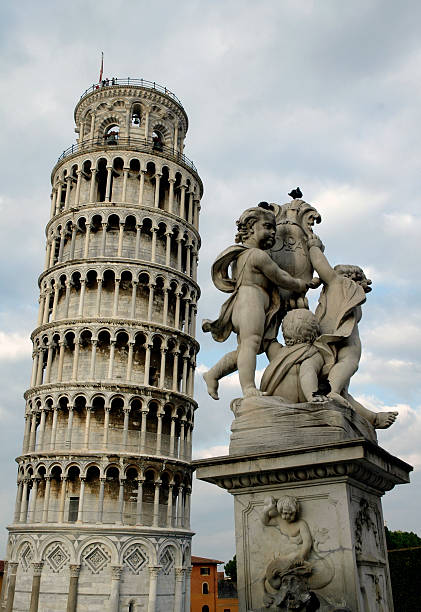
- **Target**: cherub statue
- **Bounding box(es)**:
[202,206,310,399]
[260,308,325,402]
[308,237,397,429]
[260,308,397,429]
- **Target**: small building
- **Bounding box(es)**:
[191,556,238,612]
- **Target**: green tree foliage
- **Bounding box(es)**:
[224,555,237,582]
[385,527,421,550]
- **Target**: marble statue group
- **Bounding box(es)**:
[202,192,397,430]
[197,191,409,611]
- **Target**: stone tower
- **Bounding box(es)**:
[2,78,202,612]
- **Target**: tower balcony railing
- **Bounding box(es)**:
[56,136,198,173]
[79,78,184,108]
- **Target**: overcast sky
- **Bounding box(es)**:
[1,0,421,564]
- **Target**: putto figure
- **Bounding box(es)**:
[202,206,310,399]
[308,237,397,429]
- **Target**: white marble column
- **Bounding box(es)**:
[172,351,180,392]
[109,566,123,612]
[117,223,124,256]
[42,476,51,522]
[168,179,175,213]
[179,185,187,219]
[126,341,134,381]
[136,477,144,525]
[103,406,110,448]
[147,566,160,612]
[37,409,46,450]
[51,284,60,320]
[84,406,92,448]
[89,339,97,378]
[95,278,103,316]
[130,280,138,318]
[58,476,67,523]
[50,406,59,450]
[69,224,77,259]
[77,477,85,523]
[159,348,167,388]
[14,482,23,523]
[89,168,97,202]
[184,567,193,612]
[28,478,39,523]
[122,167,129,201]
[117,478,125,524]
[108,340,116,379]
[166,484,174,527]
[78,279,86,316]
[140,409,148,453]
[147,284,155,321]
[100,222,108,256]
[65,405,74,447]
[151,227,158,262]
[74,170,82,207]
[135,224,142,258]
[83,222,91,258]
[138,170,146,206]
[105,166,113,202]
[143,343,152,385]
[64,280,71,317]
[153,173,162,208]
[20,480,29,522]
[174,568,185,612]
[97,477,105,523]
[153,479,161,527]
[170,417,177,457]
[112,278,120,316]
[122,408,130,449]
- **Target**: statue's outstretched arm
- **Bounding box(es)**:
[308,244,336,285]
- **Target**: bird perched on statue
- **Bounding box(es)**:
[288,188,302,199]
[258,201,274,211]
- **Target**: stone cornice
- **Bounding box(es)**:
[193,439,412,495]
[31,317,200,349]
[45,203,202,244]
[38,257,201,296]
[24,380,198,409]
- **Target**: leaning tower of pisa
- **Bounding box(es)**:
[2,78,202,612]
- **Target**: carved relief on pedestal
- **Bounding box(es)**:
[260,495,334,611]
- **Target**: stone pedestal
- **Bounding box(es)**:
[195,436,411,611]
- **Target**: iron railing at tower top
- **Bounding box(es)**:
[79,78,184,107]
[56,136,198,173]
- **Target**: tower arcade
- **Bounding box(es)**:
[2,78,203,612]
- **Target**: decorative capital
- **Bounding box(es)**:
[8,561,18,575]
[32,561,44,576]
[175,567,185,580]
[111,565,123,580]
[148,565,162,577]
[69,564,81,577]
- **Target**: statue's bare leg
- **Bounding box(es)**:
[203,350,238,400]
[346,393,398,429]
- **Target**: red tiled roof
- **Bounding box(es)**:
[191,555,223,564]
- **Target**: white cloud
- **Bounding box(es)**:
[0,331,31,361]
[193,445,229,460]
